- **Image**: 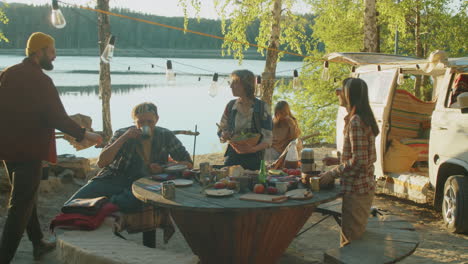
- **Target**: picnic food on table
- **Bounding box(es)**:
[227,181,237,190]
[254,184,265,194]
[214,182,227,189]
[267,186,278,194]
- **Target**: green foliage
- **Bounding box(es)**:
[308,0,363,52]
[377,0,467,57]
[273,51,350,144]
[213,0,312,62]
[0,4,9,43]
[285,0,468,144]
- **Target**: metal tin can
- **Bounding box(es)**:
[310,177,320,192]
[301,148,315,173]
[162,181,176,200]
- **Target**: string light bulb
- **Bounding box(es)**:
[321,61,330,81]
[293,70,301,89]
[397,68,405,85]
[166,60,175,82]
[377,65,382,71]
[208,73,219,97]
[51,0,66,29]
[255,75,263,97]
[100,35,116,64]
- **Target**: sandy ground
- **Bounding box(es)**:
[1,148,467,264]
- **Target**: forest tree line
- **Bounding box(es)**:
[0,2,312,60]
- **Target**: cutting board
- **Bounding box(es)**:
[239,193,288,203]
[285,189,313,200]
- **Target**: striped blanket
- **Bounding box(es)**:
[388,90,435,141]
[388,90,435,162]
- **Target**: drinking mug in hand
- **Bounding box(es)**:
[141,125,151,139]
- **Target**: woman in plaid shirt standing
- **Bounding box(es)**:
[320,77,379,247]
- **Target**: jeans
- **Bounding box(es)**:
[0,160,44,264]
[65,175,143,214]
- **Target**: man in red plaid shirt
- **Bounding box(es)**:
[320,78,379,247]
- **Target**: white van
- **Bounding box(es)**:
[325,51,468,233]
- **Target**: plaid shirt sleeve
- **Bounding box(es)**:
[329,116,369,178]
[161,129,192,163]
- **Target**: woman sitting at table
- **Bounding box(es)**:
[217,69,273,170]
[265,100,301,161]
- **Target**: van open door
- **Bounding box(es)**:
[326,52,414,176]
[357,69,398,177]
[335,69,397,177]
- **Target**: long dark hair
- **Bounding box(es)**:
[342,78,380,136]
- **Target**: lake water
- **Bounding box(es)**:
[0,55,302,158]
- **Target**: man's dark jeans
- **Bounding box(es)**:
[66,175,143,214]
[0,160,44,264]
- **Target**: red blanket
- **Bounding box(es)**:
[50,202,118,231]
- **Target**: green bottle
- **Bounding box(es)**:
[258,160,266,184]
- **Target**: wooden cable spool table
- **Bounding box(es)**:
[132,177,341,264]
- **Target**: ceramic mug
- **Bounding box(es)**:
[276,182,288,194]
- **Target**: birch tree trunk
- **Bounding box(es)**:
[363,0,378,52]
[414,1,423,98]
[261,0,281,106]
[97,0,112,143]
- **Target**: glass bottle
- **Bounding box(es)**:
[258,160,266,184]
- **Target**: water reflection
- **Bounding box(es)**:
[57,84,151,96]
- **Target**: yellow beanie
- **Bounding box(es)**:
[25,32,55,56]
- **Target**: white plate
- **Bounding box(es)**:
[172,179,193,187]
[204,189,235,197]
[165,164,188,172]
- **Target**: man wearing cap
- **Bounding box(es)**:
[0,32,102,263]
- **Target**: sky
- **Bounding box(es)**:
[4,0,310,19]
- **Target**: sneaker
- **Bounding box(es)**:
[33,240,56,260]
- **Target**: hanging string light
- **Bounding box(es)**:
[293,70,301,89]
[351,66,356,73]
[51,0,66,29]
[128,66,131,71]
[100,35,116,64]
[397,68,405,85]
[255,75,263,97]
[208,73,219,97]
[166,60,175,82]
[321,61,330,81]
[151,64,154,68]
[377,65,382,71]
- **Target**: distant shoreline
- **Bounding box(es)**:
[0,48,303,61]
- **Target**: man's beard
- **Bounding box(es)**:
[39,55,54,71]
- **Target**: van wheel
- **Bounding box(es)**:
[442,175,468,233]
